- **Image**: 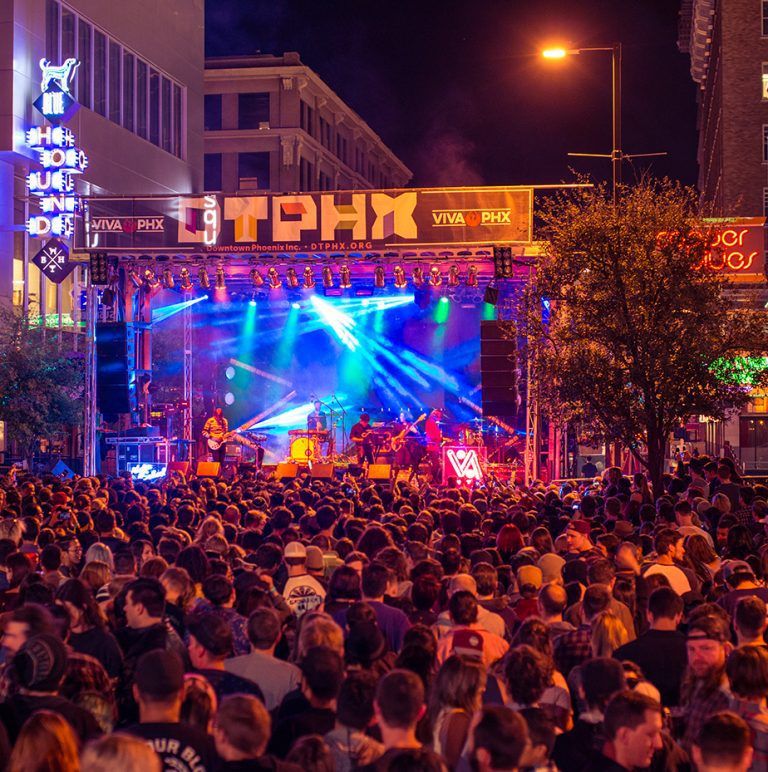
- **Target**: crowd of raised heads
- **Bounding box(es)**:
[0,453,764,771]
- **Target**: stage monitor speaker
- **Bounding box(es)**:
[480,320,519,419]
[275,462,299,480]
[367,464,392,481]
[195,461,220,477]
[96,322,136,416]
[167,461,190,476]
[311,463,335,479]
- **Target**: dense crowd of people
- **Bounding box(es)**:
[0,454,765,771]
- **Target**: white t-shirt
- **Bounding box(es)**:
[643,563,692,596]
[283,573,326,617]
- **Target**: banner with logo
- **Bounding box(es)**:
[78,187,533,253]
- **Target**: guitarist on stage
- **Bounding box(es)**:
[349,413,374,465]
[202,407,229,462]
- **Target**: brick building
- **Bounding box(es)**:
[203,53,411,194]
[679,0,768,215]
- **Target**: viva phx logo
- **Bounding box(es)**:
[446,448,484,482]
[432,209,512,227]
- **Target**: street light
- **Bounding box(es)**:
[541,44,623,202]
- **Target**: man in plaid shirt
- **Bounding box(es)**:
[553,584,611,677]
[680,614,732,751]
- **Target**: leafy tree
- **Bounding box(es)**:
[520,178,767,494]
[0,306,84,463]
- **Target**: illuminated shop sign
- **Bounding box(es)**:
[26,60,87,240]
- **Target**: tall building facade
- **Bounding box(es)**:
[0,0,204,313]
[204,53,411,194]
[679,0,768,215]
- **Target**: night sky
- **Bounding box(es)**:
[205,0,698,190]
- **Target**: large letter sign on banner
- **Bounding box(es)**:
[26,60,86,240]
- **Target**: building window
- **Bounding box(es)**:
[45,1,186,159]
[763,188,768,215]
[136,60,148,139]
[123,52,135,132]
[109,41,122,124]
[319,171,333,190]
[77,19,91,108]
[149,69,160,146]
[161,77,172,152]
[300,158,315,190]
[763,125,768,162]
[204,95,222,131]
[764,1,768,36]
[238,152,270,190]
[204,154,222,191]
[93,31,107,116]
[238,93,270,129]
[300,101,315,136]
[46,0,60,63]
[318,117,332,149]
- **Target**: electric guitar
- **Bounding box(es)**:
[390,413,427,452]
[207,431,263,453]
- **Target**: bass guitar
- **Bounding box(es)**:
[390,413,427,452]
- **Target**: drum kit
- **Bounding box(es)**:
[287,429,330,462]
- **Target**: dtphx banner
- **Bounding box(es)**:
[79,187,533,252]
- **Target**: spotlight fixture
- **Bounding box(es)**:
[161,268,174,289]
[198,267,210,289]
[143,268,160,290]
[286,267,299,289]
[412,267,424,287]
[493,245,515,278]
[374,265,385,288]
[393,265,407,289]
[303,266,316,289]
[339,265,352,289]
[429,266,442,287]
[466,265,478,287]
[179,267,193,291]
[250,268,264,287]
[448,264,460,288]
[322,266,334,288]
[484,282,499,306]
[267,267,282,289]
[128,269,142,289]
[215,266,226,290]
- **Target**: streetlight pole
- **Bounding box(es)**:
[611,43,622,202]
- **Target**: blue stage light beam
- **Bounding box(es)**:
[150,294,207,324]
[309,296,359,351]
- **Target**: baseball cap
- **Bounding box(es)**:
[517,565,543,591]
[305,545,324,571]
[449,574,478,597]
[567,520,591,536]
[13,634,66,692]
[451,628,484,660]
[687,614,730,643]
[134,649,184,698]
[721,559,755,585]
[613,521,635,539]
[284,541,307,559]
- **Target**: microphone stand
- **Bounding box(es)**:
[313,397,335,460]
[332,394,346,461]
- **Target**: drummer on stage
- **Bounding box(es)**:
[307,400,328,432]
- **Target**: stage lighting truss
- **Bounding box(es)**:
[393,265,407,289]
[429,265,443,287]
[267,267,282,289]
[198,266,211,289]
[161,268,174,289]
[179,267,193,291]
[215,266,227,290]
[339,265,352,289]
[322,266,334,288]
[374,265,386,288]
[250,268,265,287]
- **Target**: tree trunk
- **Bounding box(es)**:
[646,428,666,501]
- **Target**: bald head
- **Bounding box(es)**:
[538,583,568,617]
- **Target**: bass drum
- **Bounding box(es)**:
[290,436,319,462]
